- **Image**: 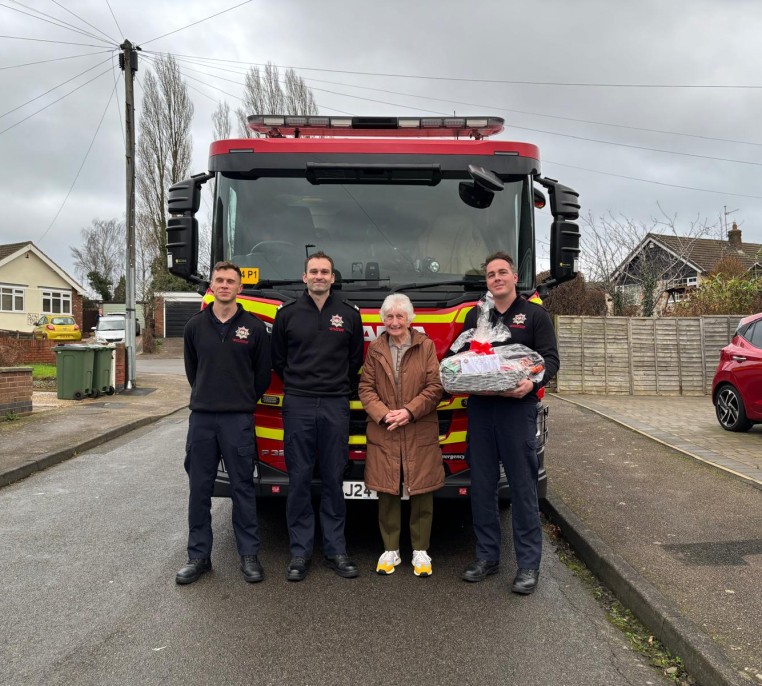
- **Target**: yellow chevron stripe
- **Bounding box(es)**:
[256,426,468,446]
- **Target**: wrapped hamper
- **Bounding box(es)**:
[439,295,545,394]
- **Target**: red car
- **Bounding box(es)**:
[712,312,762,431]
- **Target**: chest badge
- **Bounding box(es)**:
[235,326,250,340]
[330,314,344,328]
[512,313,527,326]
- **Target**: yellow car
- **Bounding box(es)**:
[32,315,82,341]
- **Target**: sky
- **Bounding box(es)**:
[2,0,762,285]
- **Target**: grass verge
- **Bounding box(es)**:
[31,364,56,379]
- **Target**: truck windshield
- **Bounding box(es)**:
[216,174,536,290]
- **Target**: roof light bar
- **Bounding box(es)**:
[247,115,505,138]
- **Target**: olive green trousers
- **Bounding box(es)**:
[377,491,434,551]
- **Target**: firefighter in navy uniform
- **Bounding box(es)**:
[176,261,271,585]
[457,251,559,594]
[271,251,364,581]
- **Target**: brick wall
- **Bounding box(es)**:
[0,367,33,417]
[0,334,57,365]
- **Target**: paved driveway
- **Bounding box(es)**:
[553,394,762,486]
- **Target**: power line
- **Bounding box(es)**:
[0,50,111,71]
[142,52,355,115]
[152,49,762,151]
[139,52,762,89]
[295,73,762,149]
[544,159,762,201]
[111,51,124,144]
[509,123,762,169]
[139,50,762,202]
[0,34,111,47]
[1,1,113,45]
[37,73,119,243]
[0,64,113,135]
[49,0,118,44]
[0,54,114,120]
[140,0,253,46]
[104,0,124,39]
[167,54,762,166]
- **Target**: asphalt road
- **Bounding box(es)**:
[0,411,668,686]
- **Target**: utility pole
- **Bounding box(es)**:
[120,40,138,389]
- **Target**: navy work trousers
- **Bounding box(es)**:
[466,396,541,569]
[184,411,260,559]
[282,394,350,558]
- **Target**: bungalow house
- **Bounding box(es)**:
[611,223,762,314]
[0,242,87,333]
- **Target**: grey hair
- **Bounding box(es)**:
[380,293,415,322]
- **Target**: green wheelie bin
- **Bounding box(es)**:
[90,344,115,397]
[54,344,95,400]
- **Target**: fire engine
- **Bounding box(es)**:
[166,115,580,502]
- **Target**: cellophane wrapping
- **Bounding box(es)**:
[439,294,544,394]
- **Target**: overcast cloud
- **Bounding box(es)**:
[2,0,762,282]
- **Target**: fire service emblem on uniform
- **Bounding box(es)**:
[235,326,250,339]
[512,313,527,326]
[330,314,344,328]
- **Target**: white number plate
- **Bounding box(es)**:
[342,481,378,500]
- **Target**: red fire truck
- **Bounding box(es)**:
[167,115,580,502]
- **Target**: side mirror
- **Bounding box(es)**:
[537,177,580,220]
[167,173,212,282]
[166,215,198,280]
[167,172,211,215]
[550,220,581,284]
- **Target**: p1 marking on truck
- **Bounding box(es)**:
[166,115,580,502]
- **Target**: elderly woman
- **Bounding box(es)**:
[359,293,444,576]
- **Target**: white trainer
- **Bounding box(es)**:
[412,550,432,577]
[376,550,402,575]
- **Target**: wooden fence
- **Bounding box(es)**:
[555,315,743,395]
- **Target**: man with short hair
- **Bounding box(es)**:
[271,251,364,581]
[176,261,271,585]
[458,251,559,594]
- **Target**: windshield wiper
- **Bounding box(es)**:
[392,279,485,293]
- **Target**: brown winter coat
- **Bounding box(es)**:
[359,329,444,496]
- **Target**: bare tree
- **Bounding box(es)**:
[235,62,318,137]
[580,207,716,316]
[136,54,194,350]
[212,99,232,141]
[70,218,125,297]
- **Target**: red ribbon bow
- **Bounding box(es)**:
[469,340,494,355]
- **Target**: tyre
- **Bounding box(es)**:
[74,391,84,401]
[714,384,753,432]
[106,386,115,396]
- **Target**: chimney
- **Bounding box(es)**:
[727,222,743,252]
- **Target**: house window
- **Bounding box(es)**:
[0,285,24,312]
[42,289,72,314]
